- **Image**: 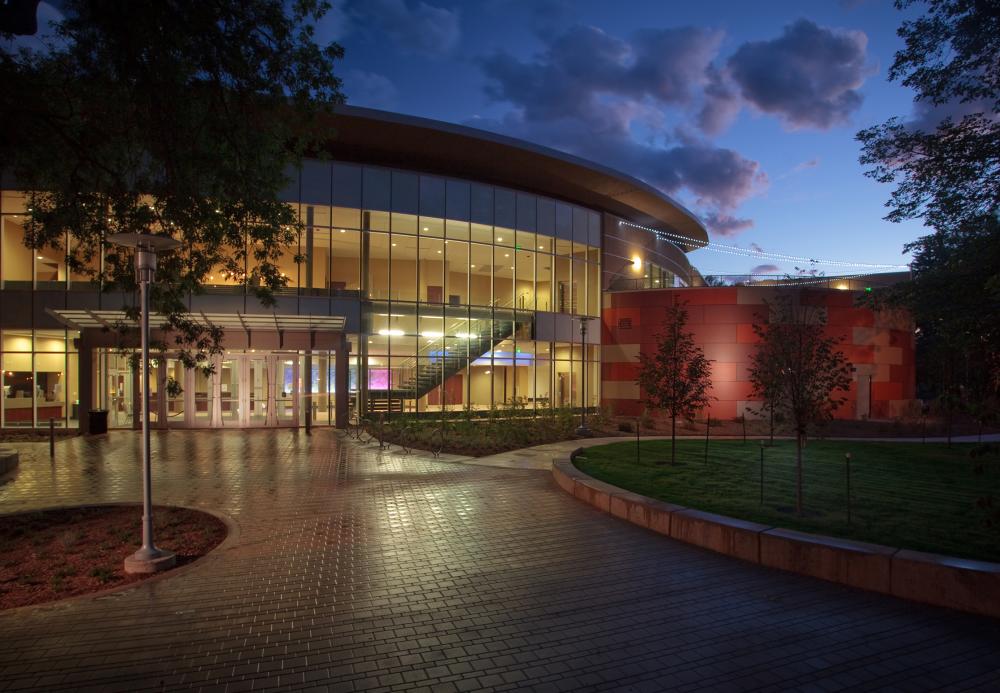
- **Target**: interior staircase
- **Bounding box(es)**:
[366,313,515,413]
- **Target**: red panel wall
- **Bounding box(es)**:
[602,287,916,421]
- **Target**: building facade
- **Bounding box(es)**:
[0,106,912,432]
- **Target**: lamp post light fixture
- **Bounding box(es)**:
[108,232,182,574]
[576,316,596,437]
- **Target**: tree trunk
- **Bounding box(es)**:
[769,406,774,446]
[796,433,804,516]
[671,413,677,466]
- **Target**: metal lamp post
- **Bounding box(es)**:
[576,316,595,437]
[109,232,181,574]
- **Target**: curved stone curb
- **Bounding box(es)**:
[0,448,18,476]
[552,457,1000,619]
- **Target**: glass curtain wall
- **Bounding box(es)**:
[287,166,603,414]
[1,329,80,428]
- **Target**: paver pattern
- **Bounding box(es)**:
[0,429,999,692]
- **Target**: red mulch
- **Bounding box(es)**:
[0,505,227,610]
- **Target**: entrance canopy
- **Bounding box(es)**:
[47,308,347,333]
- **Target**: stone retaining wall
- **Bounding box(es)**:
[0,448,18,476]
[553,457,1000,619]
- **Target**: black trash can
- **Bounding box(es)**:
[88,409,109,435]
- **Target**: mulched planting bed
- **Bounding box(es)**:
[0,505,227,610]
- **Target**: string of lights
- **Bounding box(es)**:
[617,219,910,270]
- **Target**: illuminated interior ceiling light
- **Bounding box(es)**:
[377,329,404,336]
[496,237,503,242]
[339,229,346,233]
[37,256,43,260]
[484,370,491,375]
[632,255,642,270]
[504,253,509,258]
[420,331,443,338]
[423,227,429,231]
[455,332,474,339]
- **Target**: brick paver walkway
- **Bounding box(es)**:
[0,430,999,692]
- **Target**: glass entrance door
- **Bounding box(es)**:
[114,351,300,428]
[247,356,269,426]
[219,358,239,426]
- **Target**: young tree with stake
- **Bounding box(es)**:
[636,301,713,465]
[749,295,852,515]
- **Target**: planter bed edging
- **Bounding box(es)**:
[551,458,1000,619]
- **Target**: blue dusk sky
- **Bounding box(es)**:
[320,0,935,278]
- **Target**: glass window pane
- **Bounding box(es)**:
[419,175,446,218]
[470,222,493,245]
[390,233,417,302]
[469,243,491,306]
[419,216,444,238]
[588,256,600,316]
[2,215,33,286]
[331,229,360,293]
[300,161,331,205]
[367,232,389,300]
[1,191,28,214]
[494,226,514,247]
[534,343,551,409]
[391,212,418,234]
[516,193,536,231]
[332,206,360,230]
[470,184,493,225]
[535,251,552,313]
[391,171,418,214]
[362,167,390,213]
[419,236,444,304]
[36,351,67,425]
[555,256,571,314]
[304,226,330,292]
[446,180,470,221]
[494,188,515,230]
[301,204,331,228]
[274,235,299,290]
[555,203,572,240]
[69,232,100,289]
[332,163,362,209]
[445,239,468,306]
[3,351,33,427]
[364,210,390,232]
[494,246,513,308]
[35,233,67,288]
[445,219,469,240]
[572,259,585,315]
[515,248,534,311]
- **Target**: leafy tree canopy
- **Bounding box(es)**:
[749,295,853,438]
[857,0,999,235]
[857,0,999,410]
[0,0,345,371]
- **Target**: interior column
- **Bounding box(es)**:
[77,334,93,434]
[335,334,349,429]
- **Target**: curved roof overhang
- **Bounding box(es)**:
[323,105,708,251]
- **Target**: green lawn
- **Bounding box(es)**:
[575,439,1000,563]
